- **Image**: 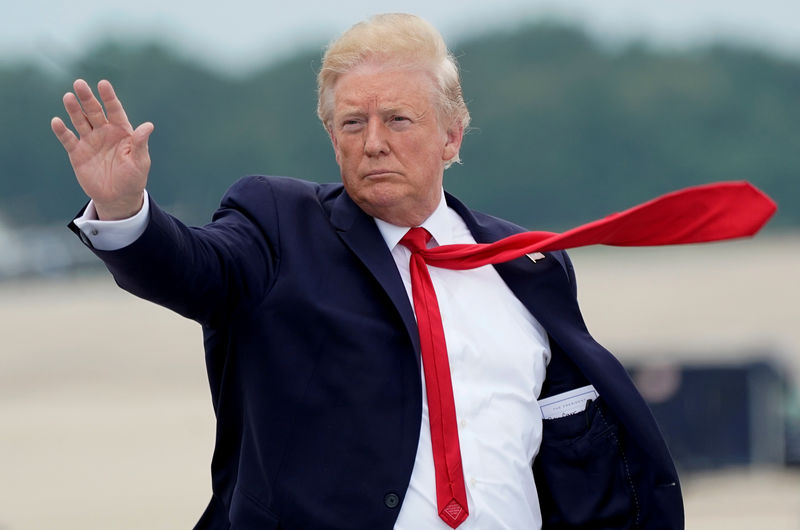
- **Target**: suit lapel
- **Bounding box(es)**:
[330,189,675,470]
[448,194,675,460]
[329,188,582,367]
[444,191,579,332]
[330,191,421,359]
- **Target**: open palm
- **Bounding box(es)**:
[51,79,154,220]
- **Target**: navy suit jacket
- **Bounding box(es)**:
[72,175,683,529]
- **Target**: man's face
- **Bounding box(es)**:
[328,65,463,226]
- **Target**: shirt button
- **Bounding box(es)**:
[470,478,477,487]
[90,228,99,236]
[384,492,400,509]
[460,419,467,428]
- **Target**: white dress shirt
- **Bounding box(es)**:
[74,190,550,529]
[375,193,549,530]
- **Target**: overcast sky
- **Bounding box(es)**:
[3,0,800,74]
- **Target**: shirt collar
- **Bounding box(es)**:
[374,191,453,250]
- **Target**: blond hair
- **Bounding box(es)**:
[317,13,470,165]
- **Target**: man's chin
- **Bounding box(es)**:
[356,190,404,215]
[353,190,437,226]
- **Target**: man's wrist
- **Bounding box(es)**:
[94,194,146,221]
[74,190,150,250]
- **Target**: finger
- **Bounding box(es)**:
[132,121,154,160]
[97,79,133,132]
[63,92,93,137]
[73,78,108,129]
[51,117,80,153]
[133,121,154,143]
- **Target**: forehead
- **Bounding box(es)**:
[332,65,436,113]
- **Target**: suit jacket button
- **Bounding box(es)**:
[384,492,400,509]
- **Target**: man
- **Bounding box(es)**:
[52,13,683,530]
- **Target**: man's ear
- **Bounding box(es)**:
[442,123,464,163]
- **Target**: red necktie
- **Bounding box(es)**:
[399,181,775,528]
[400,227,469,528]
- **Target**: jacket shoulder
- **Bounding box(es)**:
[221,175,343,210]
[458,201,574,285]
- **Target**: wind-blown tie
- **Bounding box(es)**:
[399,181,775,528]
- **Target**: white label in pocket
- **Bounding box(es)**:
[539,385,599,419]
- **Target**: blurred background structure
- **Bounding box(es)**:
[1,1,798,528]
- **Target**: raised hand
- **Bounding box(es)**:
[51,79,154,220]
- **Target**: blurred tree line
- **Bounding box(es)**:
[1,22,798,230]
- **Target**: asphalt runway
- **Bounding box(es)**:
[1,234,798,529]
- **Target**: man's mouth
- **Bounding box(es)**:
[363,170,398,178]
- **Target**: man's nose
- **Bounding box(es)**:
[364,117,390,157]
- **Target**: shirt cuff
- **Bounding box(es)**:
[73,191,150,251]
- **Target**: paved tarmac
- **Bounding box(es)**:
[1,234,797,529]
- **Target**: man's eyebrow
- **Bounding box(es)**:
[333,106,366,119]
[378,105,404,115]
[334,101,420,119]
[380,102,428,118]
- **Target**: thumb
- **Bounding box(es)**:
[132,121,154,157]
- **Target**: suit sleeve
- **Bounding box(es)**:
[81,176,280,326]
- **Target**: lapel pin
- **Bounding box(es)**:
[526,252,545,263]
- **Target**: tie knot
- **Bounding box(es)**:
[399,227,432,253]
